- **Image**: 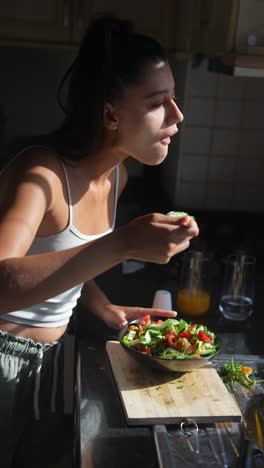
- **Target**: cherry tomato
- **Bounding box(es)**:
[198,330,212,342]
[139,315,151,326]
[177,332,192,338]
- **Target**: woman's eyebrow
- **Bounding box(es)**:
[144,88,175,99]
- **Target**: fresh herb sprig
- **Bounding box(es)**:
[220,357,263,389]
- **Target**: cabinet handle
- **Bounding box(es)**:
[63,0,70,28]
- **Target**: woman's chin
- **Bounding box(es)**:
[154,148,169,165]
[132,146,168,166]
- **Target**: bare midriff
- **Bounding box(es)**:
[0,318,67,343]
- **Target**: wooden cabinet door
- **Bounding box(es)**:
[71,0,92,43]
[235,0,264,50]
[72,0,166,46]
[0,0,71,43]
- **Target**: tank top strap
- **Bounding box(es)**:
[60,161,73,226]
[112,164,120,228]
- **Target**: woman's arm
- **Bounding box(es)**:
[0,158,198,314]
[0,212,197,314]
[79,280,177,330]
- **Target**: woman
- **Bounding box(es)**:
[0,15,198,467]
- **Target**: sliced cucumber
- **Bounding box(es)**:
[167,211,195,220]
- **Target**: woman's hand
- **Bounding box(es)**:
[119,213,199,264]
[101,303,177,330]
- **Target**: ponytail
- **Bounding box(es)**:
[55,14,167,159]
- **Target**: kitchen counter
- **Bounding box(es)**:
[74,255,264,468]
[75,332,264,468]
[74,200,264,467]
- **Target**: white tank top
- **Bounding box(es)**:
[1,155,120,328]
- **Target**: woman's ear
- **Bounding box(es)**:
[104,103,119,131]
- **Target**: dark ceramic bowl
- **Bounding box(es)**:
[118,318,222,373]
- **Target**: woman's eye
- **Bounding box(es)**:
[150,96,179,109]
[150,102,163,109]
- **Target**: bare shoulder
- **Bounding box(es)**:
[0,146,64,210]
[118,162,128,198]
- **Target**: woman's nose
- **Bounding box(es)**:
[166,100,184,126]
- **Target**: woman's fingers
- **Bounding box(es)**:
[105,304,178,330]
[117,306,177,329]
[121,212,199,264]
[121,306,177,320]
[136,307,177,317]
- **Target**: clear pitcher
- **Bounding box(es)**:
[219,253,255,321]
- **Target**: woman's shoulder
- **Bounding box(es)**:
[1,140,63,179]
[0,140,65,205]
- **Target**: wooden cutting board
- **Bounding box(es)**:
[106,341,241,425]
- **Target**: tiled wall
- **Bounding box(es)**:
[174,60,264,213]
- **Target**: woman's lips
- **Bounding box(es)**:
[160,129,178,145]
[160,137,171,145]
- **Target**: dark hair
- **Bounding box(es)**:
[55,15,167,160]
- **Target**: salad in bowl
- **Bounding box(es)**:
[119,315,221,372]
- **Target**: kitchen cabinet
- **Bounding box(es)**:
[235,0,264,51]
[166,0,264,71]
[1,0,263,69]
[0,0,72,44]
[0,0,171,48]
[78,0,168,46]
[165,0,240,55]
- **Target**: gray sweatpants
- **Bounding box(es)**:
[0,331,67,468]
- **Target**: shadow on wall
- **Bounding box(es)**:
[0,46,75,138]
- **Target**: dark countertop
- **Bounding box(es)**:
[74,254,264,468]
[76,338,264,468]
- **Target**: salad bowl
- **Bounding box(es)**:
[118,317,222,373]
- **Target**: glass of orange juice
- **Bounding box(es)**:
[176,250,211,317]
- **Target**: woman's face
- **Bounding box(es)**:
[111,60,183,165]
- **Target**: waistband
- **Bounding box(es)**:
[0,330,58,357]
[0,330,62,420]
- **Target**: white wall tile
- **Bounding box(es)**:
[217,74,247,99]
[181,155,208,182]
[185,97,215,126]
[176,182,206,210]
[239,130,264,156]
[236,158,264,184]
[245,77,264,99]
[189,60,217,97]
[215,100,242,128]
[182,127,211,154]
[205,182,233,210]
[241,101,264,129]
[212,129,239,155]
[232,184,264,212]
[208,156,236,183]
[173,63,264,213]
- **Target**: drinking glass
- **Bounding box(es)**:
[176,250,211,317]
[219,254,255,321]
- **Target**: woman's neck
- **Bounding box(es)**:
[48,126,124,181]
